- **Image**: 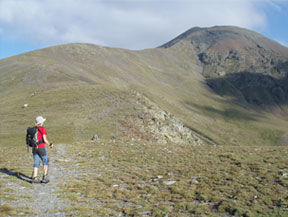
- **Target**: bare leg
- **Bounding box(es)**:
[43,165,48,176]
[32,167,38,178]
[42,165,50,183]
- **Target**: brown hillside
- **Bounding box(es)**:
[0,26,287,146]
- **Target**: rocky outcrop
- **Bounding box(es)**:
[120,91,204,145]
[198,49,288,77]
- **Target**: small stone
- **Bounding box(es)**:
[99,156,105,160]
[91,135,100,141]
[282,173,288,178]
[230,195,237,200]
[137,211,151,216]
[191,179,199,184]
[113,184,119,188]
[164,180,176,185]
[191,176,200,184]
[218,71,226,76]
[152,175,163,182]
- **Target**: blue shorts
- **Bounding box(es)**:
[33,147,49,168]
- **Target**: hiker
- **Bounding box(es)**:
[31,116,53,184]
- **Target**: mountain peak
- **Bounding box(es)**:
[160,26,287,53]
[160,25,288,77]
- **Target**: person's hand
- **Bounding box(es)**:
[49,143,54,149]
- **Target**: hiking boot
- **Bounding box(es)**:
[41,175,49,184]
[32,177,41,184]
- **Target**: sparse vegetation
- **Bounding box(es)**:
[54,141,288,216]
[2,138,287,216]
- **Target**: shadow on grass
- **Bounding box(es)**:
[0,168,32,184]
[184,100,260,122]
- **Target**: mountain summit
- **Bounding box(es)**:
[161,26,288,77]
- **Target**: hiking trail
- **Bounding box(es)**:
[0,144,73,216]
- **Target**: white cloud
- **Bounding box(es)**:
[265,0,283,12]
[0,0,268,50]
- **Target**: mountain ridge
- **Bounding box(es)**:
[0,26,287,146]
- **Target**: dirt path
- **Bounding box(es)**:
[28,144,70,216]
[1,144,72,216]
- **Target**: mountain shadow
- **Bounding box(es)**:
[183,100,261,122]
[206,72,288,108]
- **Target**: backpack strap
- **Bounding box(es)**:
[36,126,43,135]
[35,126,44,146]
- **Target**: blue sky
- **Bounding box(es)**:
[0,0,287,60]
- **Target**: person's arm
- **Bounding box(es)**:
[43,135,53,148]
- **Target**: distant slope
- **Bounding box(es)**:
[161,26,288,112]
[1,26,287,146]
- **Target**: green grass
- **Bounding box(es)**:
[1,43,287,147]
[0,86,149,145]
[1,83,286,148]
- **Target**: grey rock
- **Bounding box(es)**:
[91,134,100,141]
[191,176,200,184]
[152,175,163,182]
[164,180,176,185]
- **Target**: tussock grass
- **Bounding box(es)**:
[58,141,288,216]
[1,136,287,216]
[0,204,36,217]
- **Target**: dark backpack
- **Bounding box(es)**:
[26,127,43,147]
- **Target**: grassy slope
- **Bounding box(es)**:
[0,42,287,146]
[1,42,288,216]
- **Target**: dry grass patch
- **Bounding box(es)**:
[58,141,288,216]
